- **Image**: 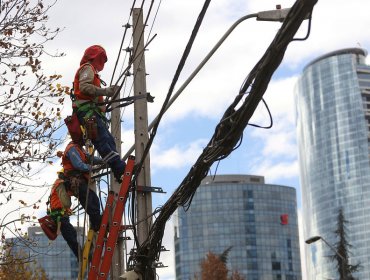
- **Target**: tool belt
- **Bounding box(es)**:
[84,115,98,140]
[64,172,87,197]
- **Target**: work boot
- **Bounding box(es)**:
[110,159,126,183]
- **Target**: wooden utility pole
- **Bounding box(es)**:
[110,84,124,278]
[132,5,153,265]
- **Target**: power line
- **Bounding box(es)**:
[126,0,213,276]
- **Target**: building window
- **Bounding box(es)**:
[272,261,281,271]
[247,261,258,270]
[246,214,255,222]
[246,237,257,246]
[287,239,291,248]
[244,201,254,210]
[245,225,256,234]
[247,249,257,258]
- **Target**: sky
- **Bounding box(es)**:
[4,0,370,279]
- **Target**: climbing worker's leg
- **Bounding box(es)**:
[60,216,79,259]
[77,111,126,181]
[78,182,102,232]
[92,114,126,181]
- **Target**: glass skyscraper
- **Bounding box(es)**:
[174,175,302,280]
[27,226,79,279]
[8,226,80,279]
[295,48,370,279]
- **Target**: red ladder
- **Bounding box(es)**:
[88,155,135,280]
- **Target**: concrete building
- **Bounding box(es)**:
[174,175,301,280]
[295,48,370,279]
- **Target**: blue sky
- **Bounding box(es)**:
[4,0,370,279]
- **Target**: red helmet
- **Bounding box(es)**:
[80,45,107,66]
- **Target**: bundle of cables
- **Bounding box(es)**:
[129,0,318,278]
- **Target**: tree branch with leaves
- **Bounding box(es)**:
[0,0,68,203]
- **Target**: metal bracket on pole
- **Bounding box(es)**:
[160,246,169,252]
[118,236,132,241]
[119,225,134,231]
[135,185,166,193]
[153,262,168,269]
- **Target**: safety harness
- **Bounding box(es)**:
[71,63,107,119]
[46,178,73,235]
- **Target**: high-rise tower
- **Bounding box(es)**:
[295,48,370,279]
[174,175,302,280]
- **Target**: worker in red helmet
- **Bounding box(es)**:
[72,45,126,182]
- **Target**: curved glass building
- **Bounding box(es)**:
[174,175,302,280]
[295,48,370,279]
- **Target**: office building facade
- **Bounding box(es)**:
[174,175,302,280]
[28,226,79,279]
[9,226,80,279]
[295,48,370,279]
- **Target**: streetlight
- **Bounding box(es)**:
[122,6,293,160]
[305,235,346,279]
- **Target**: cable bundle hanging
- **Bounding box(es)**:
[131,0,318,273]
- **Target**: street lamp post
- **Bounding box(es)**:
[122,6,293,160]
[306,235,346,280]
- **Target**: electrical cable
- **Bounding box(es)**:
[110,24,132,86]
[132,0,212,190]
[108,0,162,145]
[145,0,162,44]
[127,0,213,276]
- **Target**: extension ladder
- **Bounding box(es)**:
[87,155,135,280]
[79,229,95,279]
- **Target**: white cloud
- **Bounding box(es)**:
[247,77,298,179]
[151,139,208,171]
[261,130,297,159]
[250,160,299,182]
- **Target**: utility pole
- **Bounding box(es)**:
[110,79,124,278]
[132,7,153,276]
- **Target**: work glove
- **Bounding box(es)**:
[105,85,120,97]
